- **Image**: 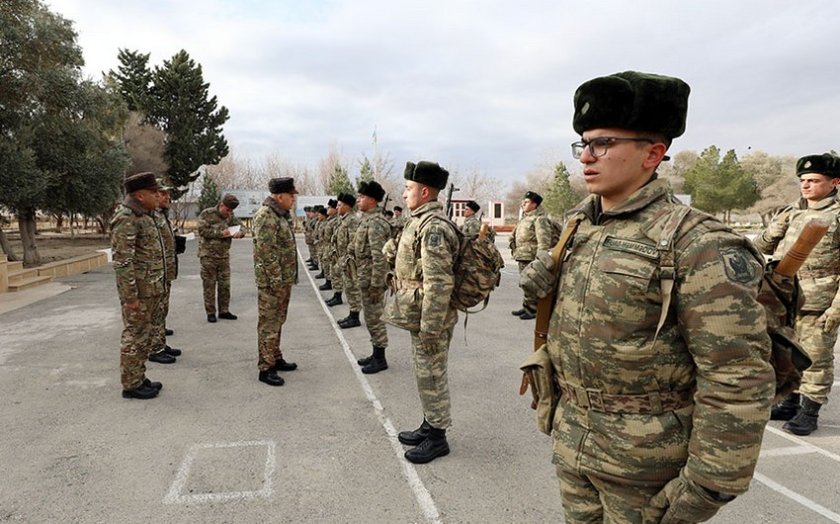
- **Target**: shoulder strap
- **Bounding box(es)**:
[653,205,692,344]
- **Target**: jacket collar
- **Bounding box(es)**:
[123,195,149,216]
[263,196,290,218]
[573,177,673,224]
[410,201,443,217]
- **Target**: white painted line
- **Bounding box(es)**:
[753,472,840,522]
[300,248,443,524]
[765,425,840,463]
[163,440,276,504]
[760,446,817,458]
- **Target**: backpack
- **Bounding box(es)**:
[652,206,811,402]
[414,213,505,313]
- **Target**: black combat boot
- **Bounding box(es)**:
[207,313,217,323]
[326,292,343,307]
[163,345,182,357]
[165,328,174,336]
[149,351,176,364]
[398,419,431,445]
[357,349,375,366]
[770,392,800,421]
[258,369,285,386]
[519,310,536,320]
[511,308,526,316]
[362,346,388,374]
[218,311,238,320]
[273,358,298,372]
[143,378,163,391]
[308,262,318,270]
[122,382,159,399]
[784,397,821,436]
[315,271,325,279]
[338,311,361,329]
[319,280,333,291]
[405,426,449,464]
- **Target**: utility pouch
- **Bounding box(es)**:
[519,344,558,435]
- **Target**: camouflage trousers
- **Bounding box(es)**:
[342,263,362,313]
[361,286,388,348]
[410,309,457,429]
[556,465,667,523]
[200,256,231,314]
[331,258,344,292]
[120,294,164,390]
[150,282,172,354]
[257,284,292,371]
[306,241,316,260]
[518,260,538,314]
[796,312,838,404]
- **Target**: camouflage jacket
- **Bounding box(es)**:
[391,214,408,239]
[335,211,361,264]
[153,209,177,282]
[318,214,340,262]
[546,178,773,495]
[197,207,241,258]
[110,195,166,302]
[252,197,298,287]
[385,201,459,334]
[354,207,392,289]
[510,207,553,261]
[304,216,315,244]
[754,192,840,312]
[461,216,482,237]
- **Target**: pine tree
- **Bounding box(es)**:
[357,156,375,188]
[109,49,153,112]
[542,162,581,217]
[196,175,221,213]
[328,164,354,195]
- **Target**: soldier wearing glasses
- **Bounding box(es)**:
[519,71,773,522]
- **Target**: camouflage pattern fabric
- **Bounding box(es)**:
[522,179,774,516]
[197,206,240,258]
[305,216,318,259]
[197,206,240,314]
[518,260,538,314]
[461,216,482,237]
[110,195,166,389]
[510,206,554,262]
[322,214,340,280]
[355,206,392,347]
[253,197,298,287]
[335,210,362,305]
[257,284,292,371]
[252,197,298,370]
[754,192,840,404]
[385,201,460,428]
[151,210,177,353]
[200,257,230,315]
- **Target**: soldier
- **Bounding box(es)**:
[314,202,334,279]
[353,181,392,373]
[386,161,460,464]
[392,205,407,231]
[755,153,840,436]
[111,172,166,399]
[312,205,328,275]
[519,71,774,521]
[384,209,394,221]
[147,179,182,365]
[317,199,340,289]
[460,200,482,236]
[303,206,317,268]
[252,177,300,387]
[326,193,358,307]
[197,194,245,323]
[510,191,554,320]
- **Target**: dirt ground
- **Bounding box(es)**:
[3,232,110,266]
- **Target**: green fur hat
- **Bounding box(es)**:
[573,71,690,139]
[404,161,449,190]
[796,153,840,178]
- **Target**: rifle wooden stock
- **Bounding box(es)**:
[775,220,829,277]
[520,215,582,397]
[479,223,488,240]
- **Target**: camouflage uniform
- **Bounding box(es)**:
[111,195,166,390]
[253,197,298,371]
[524,179,774,521]
[197,206,241,315]
[754,191,840,404]
[304,214,316,259]
[461,215,482,237]
[335,210,362,312]
[151,209,177,354]
[510,206,554,314]
[385,201,460,429]
[354,206,392,348]
[322,213,340,282]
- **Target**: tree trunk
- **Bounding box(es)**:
[0,228,19,261]
[70,214,76,238]
[54,213,64,233]
[18,209,41,267]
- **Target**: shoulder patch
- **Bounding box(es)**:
[720,247,757,283]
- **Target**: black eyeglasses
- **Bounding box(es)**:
[571,137,655,159]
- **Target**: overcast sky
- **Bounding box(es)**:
[48,0,840,185]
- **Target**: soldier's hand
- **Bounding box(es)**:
[648,472,731,523]
[520,251,556,299]
[818,307,840,333]
[222,229,232,237]
[234,231,245,239]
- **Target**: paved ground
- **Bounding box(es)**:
[0,234,838,523]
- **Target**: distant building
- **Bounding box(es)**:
[449,199,504,227]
